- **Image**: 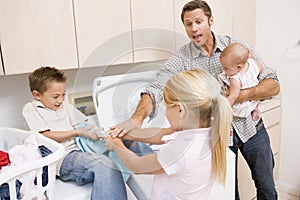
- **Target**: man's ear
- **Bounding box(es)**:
[32,90,41,100]
[208,16,214,26]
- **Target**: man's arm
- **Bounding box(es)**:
[231,39,280,103]
[236,78,280,103]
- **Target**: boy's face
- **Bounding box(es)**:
[33,81,66,111]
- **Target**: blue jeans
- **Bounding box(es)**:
[125,141,153,200]
[229,119,278,200]
[59,142,154,200]
[59,150,127,200]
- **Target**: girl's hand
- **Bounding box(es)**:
[104,136,123,151]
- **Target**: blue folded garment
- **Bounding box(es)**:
[74,122,131,182]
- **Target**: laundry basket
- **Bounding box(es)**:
[0,127,65,200]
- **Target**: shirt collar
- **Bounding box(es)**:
[190,32,226,58]
[32,100,64,112]
[32,100,46,108]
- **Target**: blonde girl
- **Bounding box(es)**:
[105,69,232,199]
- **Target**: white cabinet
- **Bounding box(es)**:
[174,0,191,49]
[73,0,174,68]
[232,0,256,46]
[0,49,3,76]
[131,0,175,63]
[0,0,78,75]
[238,96,282,200]
[73,0,133,68]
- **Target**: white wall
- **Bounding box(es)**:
[256,0,300,194]
[0,62,162,129]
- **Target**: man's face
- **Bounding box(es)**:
[183,8,213,48]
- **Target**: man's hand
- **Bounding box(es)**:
[109,117,143,138]
[110,93,154,138]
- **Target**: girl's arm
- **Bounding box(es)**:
[121,127,174,144]
[105,137,164,174]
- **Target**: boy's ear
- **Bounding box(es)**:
[32,90,41,100]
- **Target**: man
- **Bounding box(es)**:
[111,1,279,199]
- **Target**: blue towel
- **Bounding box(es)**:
[74,122,131,182]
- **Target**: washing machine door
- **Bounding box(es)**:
[92,70,169,131]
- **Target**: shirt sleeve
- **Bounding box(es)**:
[22,102,50,132]
[144,53,185,120]
[64,102,88,127]
[157,139,186,175]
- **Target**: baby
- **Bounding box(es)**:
[219,42,263,120]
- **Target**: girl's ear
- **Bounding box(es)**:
[177,103,186,118]
[32,90,41,100]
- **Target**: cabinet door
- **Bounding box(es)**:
[207,0,233,36]
[73,0,133,68]
[232,0,256,46]
[174,0,191,50]
[0,0,78,75]
[0,49,3,76]
[238,151,256,200]
[131,0,175,63]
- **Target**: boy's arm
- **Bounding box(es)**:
[227,78,241,105]
[22,102,100,142]
[41,125,100,142]
[41,130,78,142]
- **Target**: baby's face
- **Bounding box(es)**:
[220,57,239,76]
[222,65,239,76]
[36,81,66,111]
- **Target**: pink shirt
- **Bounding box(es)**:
[152,128,213,200]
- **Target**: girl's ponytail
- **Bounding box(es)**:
[211,94,232,185]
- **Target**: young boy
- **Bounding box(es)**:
[219,43,263,120]
[22,66,145,200]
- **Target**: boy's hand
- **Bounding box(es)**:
[77,125,101,140]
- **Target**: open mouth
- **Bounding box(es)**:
[193,34,202,42]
